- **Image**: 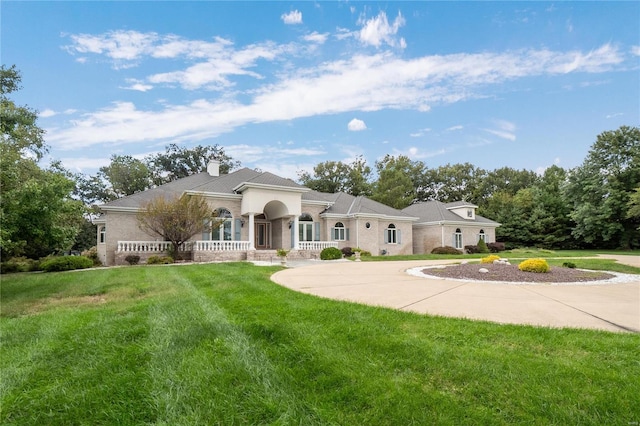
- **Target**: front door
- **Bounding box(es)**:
[255,222,271,249]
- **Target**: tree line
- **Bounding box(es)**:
[2,64,639,261]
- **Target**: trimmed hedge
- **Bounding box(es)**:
[518,258,550,273]
[147,256,174,265]
[40,256,93,272]
[341,247,354,258]
[320,247,343,260]
[431,246,462,255]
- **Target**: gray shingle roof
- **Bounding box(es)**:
[402,201,499,225]
[315,192,416,219]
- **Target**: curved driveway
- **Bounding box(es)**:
[272,256,640,333]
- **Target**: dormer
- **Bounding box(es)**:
[446,201,478,220]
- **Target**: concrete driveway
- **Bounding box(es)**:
[272,257,640,333]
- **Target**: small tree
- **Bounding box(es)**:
[477,238,490,253]
[137,194,217,259]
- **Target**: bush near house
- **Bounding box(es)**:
[477,239,490,253]
[487,242,506,253]
[125,255,141,265]
[81,246,102,266]
[40,256,93,272]
[0,257,41,274]
[341,247,354,257]
[431,246,463,255]
[320,247,343,260]
[518,258,550,273]
[147,256,174,265]
[464,245,479,254]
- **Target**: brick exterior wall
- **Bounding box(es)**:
[412,224,497,254]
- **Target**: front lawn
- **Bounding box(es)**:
[1,263,639,425]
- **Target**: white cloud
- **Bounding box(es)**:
[281,10,302,25]
[50,42,627,150]
[631,46,640,56]
[123,81,153,92]
[606,112,624,119]
[40,109,57,118]
[303,32,329,44]
[348,118,367,131]
[358,11,406,48]
[445,125,463,132]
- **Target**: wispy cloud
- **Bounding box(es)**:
[606,112,624,119]
[483,119,516,141]
[358,11,406,48]
[50,38,627,150]
[445,125,464,132]
[281,10,302,25]
[303,32,329,44]
[410,128,431,137]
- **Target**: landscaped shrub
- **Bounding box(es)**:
[341,247,354,257]
[320,247,343,260]
[477,239,490,253]
[562,262,577,269]
[487,242,506,253]
[518,258,550,273]
[464,245,479,254]
[353,248,372,257]
[431,246,462,255]
[82,246,102,266]
[40,256,93,272]
[480,255,501,264]
[147,256,174,265]
[0,257,40,274]
[124,255,141,265]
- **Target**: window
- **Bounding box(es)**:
[467,209,473,218]
[333,222,346,241]
[386,224,398,244]
[99,226,106,244]
[299,213,314,241]
[365,222,371,229]
[212,208,233,241]
[453,228,463,249]
[478,229,486,242]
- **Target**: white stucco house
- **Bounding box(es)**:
[95,160,499,265]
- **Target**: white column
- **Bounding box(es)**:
[293,216,300,249]
[248,213,255,250]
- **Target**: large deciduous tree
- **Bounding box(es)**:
[136,195,216,258]
[146,143,240,186]
[1,65,84,259]
[298,156,373,196]
[98,155,152,199]
[564,126,640,249]
[371,155,422,209]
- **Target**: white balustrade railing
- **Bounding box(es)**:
[118,240,336,253]
[193,241,251,251]
[117,241,192,253]
[298,241,339,250]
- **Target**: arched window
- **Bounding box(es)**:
[333,222,346,241]
[299,213,314,241]
[453,228,463,249]
[212,208,233,241]
[386,224,399,244]
[478,229,486,242]
[99,226,106,244]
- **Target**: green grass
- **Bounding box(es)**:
[363,248,640,262]
[544,258,640,274]
[2,263,639,425]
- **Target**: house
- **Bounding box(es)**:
[95,160,500,265]
[95,160,418,265]
[402,201,500,254]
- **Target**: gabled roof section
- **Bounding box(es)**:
[445,200,478,209]
[234,171,308,193]
[402,201,499,225]
[99,172,216,210]
[317,192,417,220]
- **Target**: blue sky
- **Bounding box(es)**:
[3,1,639,180]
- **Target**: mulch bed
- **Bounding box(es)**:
[422,263,616,283]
